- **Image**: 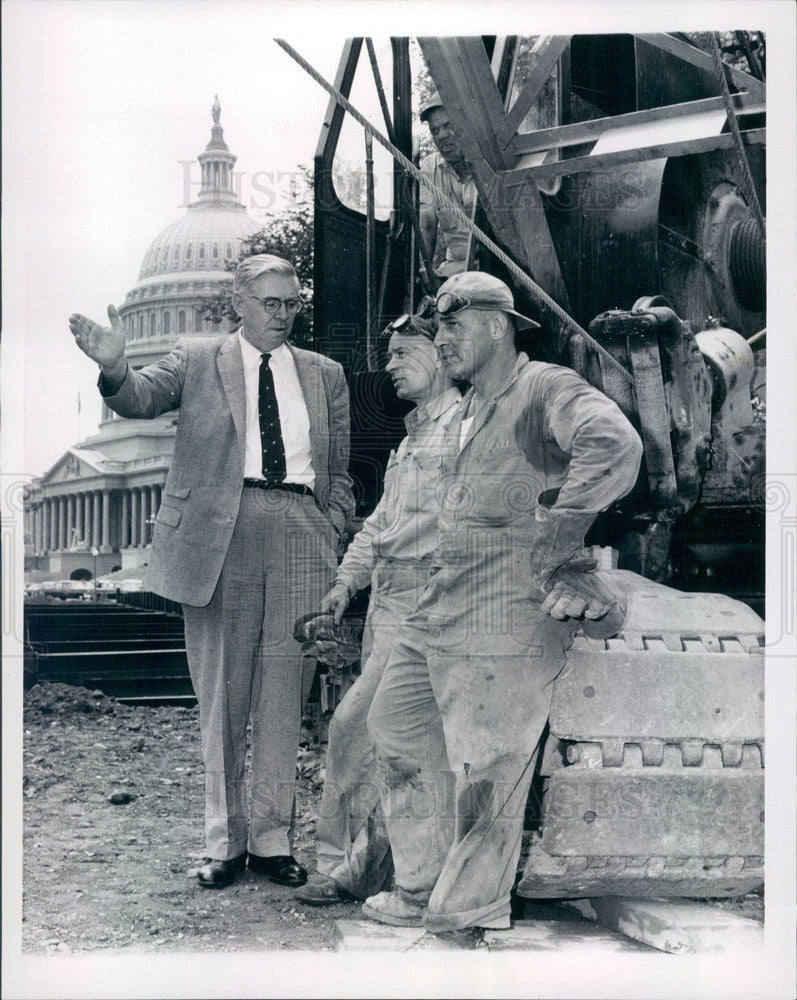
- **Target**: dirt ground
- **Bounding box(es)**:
[22,681,763,956]
[22,682,360,954]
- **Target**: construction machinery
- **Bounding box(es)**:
[300,32,766,900]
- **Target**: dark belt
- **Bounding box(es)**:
[243,478,314,498]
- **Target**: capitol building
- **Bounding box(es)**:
[25,99,260,581]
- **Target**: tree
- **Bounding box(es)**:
[410,39,436,164]
[200,165,315,348]
[716,31,765,76]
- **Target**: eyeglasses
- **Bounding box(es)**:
[243,293,302,315]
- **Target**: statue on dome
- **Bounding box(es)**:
[212,95,221,124]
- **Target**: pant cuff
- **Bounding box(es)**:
[317,853,362,897]
[423,897,511,932]
[397,885,432,907]
[316,852,344,878]
[207,847,247,861]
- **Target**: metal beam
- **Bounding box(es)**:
[636,33,766,100]
[498,36,571,148]
[512,93,765,156]
[507,128,766,183]
[313,38,362,162]
[491,35,519,105]
[419,35,572,310]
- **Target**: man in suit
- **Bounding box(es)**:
[69,254,355,889]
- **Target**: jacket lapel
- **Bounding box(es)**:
[289,345,327,474]
[216,334,246,458]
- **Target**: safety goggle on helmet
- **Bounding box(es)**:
[434,273,540,331]
[381,296,437,340]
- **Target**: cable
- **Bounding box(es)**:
[703,33,765,236]
[275,38,634,386]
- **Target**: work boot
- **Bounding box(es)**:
[294,872,356,906]
[362,890,426,927]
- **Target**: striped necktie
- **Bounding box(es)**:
[259,352,286,483]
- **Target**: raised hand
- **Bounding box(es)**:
[69,305,127,375]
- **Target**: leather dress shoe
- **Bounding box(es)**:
[248,853,308,886]
[196,852,247,889]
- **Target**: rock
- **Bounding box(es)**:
[107,791,134,805]
[91,690,104,699]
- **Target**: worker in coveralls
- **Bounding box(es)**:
[363,272,643,932]
[296,306,462,905]
[418,91,478,279]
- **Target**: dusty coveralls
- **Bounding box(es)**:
[315,388,461,899]
[367,356,643,930]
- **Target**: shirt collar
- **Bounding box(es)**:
[404,386,462,434]
[460,352,530,410]
[437,152,474,185]
[238,330,290,372]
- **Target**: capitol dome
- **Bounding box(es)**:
[138,204,259,280]
[119,96,260,364]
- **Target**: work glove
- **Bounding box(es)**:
[540,557,627,638]
[292,611,363,671]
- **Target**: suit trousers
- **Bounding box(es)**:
[315,560,430,899]
[182,488,338,860]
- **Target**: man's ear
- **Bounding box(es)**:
[490,312,508,342]
[231,290,244,315]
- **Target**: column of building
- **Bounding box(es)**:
[35,484,165,556]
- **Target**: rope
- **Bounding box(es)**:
[729,216,766,311]
[704,32,766,235]
[275,38,633,386]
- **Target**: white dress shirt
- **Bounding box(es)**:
[238,331,315,488]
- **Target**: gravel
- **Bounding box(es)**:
[23,681,357,953]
